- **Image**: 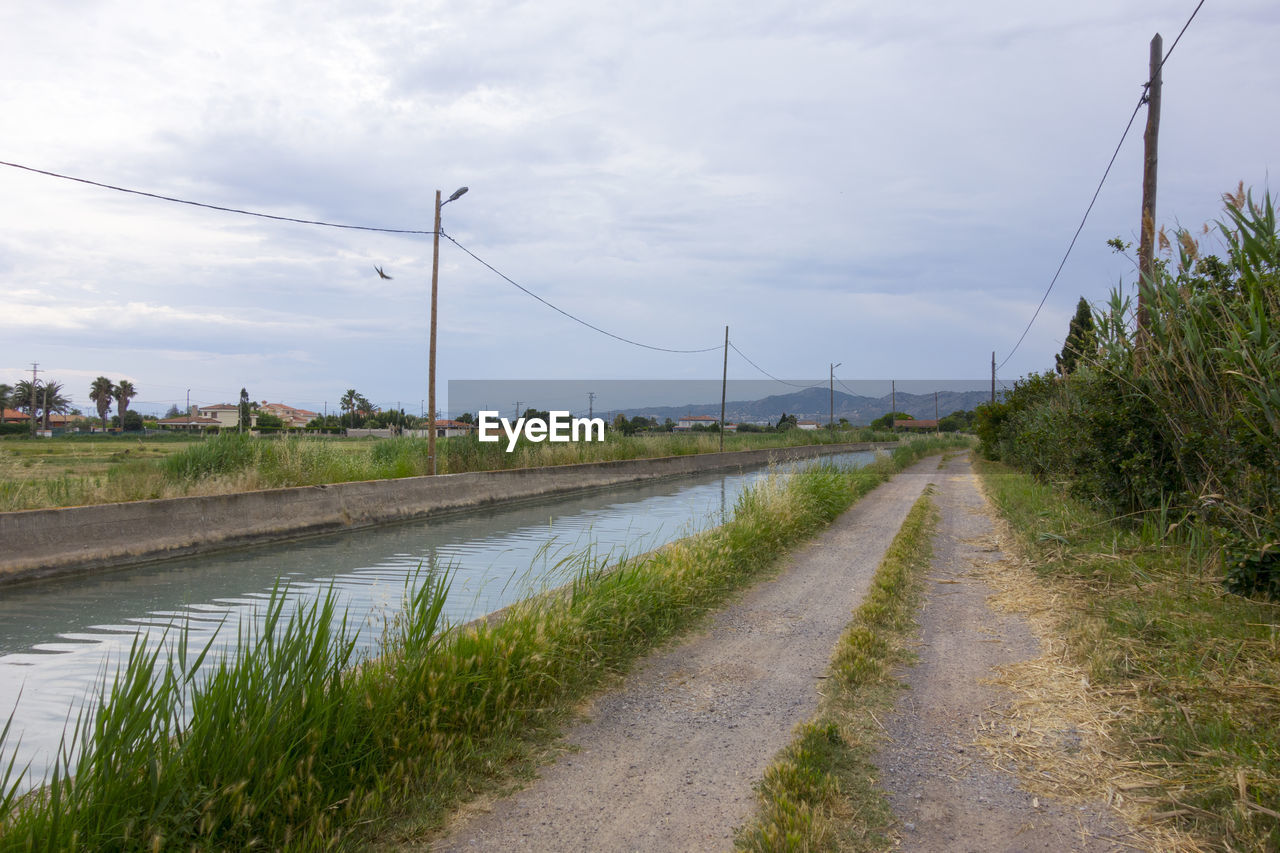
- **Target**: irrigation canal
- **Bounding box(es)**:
[0,449,876,789]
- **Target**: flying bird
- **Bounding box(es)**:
[374,266,393,280]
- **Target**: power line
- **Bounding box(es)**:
[442,233,722,354]
[0,160,435,235]
[996,0,1207,373]
[726,342,826,391]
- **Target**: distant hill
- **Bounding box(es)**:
[601,387,991,425]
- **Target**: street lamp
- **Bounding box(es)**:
[829,362,842,428]
[429,186,469,475]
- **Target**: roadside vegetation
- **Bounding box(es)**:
[736,488,938,852]
[978,458,1279,851]
[0,436,969,850]
[967,184,1278,849]
[0,428,900,512]
[976,184,1278,597]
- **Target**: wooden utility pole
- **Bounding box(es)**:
[428,189,442,474]
[991,352,996,404]
[719,326,728,452]
[828,362,842,429]
[427,186,468,474]
[1137,33,1163,342]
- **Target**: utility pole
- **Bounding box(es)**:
[891,380,896,429]
[428,190,442,474]
[588,391,596,420]
[719,326,728,452]
[428,185,469,475]
[829,362,842,429]
[1137,32,1163,344]
[514,401,523,419]
[935,391,939,433]
[29,362,39,438]
[991,352,996,404]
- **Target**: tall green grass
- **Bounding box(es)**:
[0,428,900,512]
[0,436,967,850]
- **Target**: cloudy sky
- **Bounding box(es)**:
[1,0,1276,417]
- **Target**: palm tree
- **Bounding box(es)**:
[114,380,137,430]
[90,376,115,429]
[13,380,39,433]
[37,381,71,429]
[340,389,359,429]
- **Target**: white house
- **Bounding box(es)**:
[196,404,255,428]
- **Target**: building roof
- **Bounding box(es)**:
[157,416,221,425]
[434,419,477,429]
[197,404,239,411]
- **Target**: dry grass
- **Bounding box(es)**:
[973,459,1280,852]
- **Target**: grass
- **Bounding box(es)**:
[975,457,1280,852]
[0,429,904,512]
[736,487,939,852]
[0,435,969,850]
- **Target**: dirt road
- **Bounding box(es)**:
[872,456,1134,851]
[428,454,1133,851]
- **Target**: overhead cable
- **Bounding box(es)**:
[442,233,722,354]
[0,160,434,235]
[996,0,1207,372]
[727,341,826,391]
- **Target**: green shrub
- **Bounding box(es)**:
[990,185,1280,596]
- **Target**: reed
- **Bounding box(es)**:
[0,436,966,849]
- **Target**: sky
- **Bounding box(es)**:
[1,0,1276,418]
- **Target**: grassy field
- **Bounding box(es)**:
[976,458,1279,852]
[0,436,969,851]
[0,428,899,512]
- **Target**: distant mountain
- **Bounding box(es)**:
[601,387,991,425]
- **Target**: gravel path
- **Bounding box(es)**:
[872,454,1135,851]
[429,457,941,851]
[428,454,1137,852]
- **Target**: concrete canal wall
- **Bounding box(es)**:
[0,442,889,586]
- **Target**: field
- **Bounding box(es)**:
[0,429,898,512]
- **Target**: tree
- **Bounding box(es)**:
[776,412,798,431]
[255,411,285,430]
[1055,297,1096,376]
[121,410,144,432]
[90,376,115,429]
[455,412,475,424]
[870,411,913,430]
[114,380,137,429]
[238,388,252,432]
[0,383,10,422]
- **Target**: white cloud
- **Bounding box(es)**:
[1,0,1277,404]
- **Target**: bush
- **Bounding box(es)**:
[989,185,1280,596]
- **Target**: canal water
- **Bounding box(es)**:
[0,450,876,788]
